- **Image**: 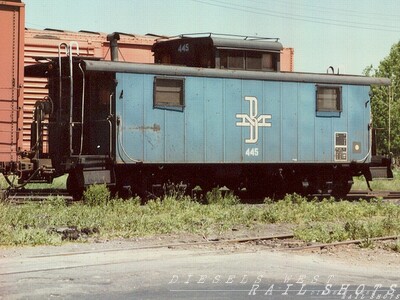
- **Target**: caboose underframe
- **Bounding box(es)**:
[112,163,358,199]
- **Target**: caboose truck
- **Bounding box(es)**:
[24,33,392,199]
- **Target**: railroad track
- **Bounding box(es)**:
[0,189,400,205]
[2,188,400,204]
[347,190,400,203]
[25,232,399,260]
[179,234,400,252]
[4,189,72,203]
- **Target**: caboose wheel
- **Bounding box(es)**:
[130,177,150,202]
[331,180,353,199]
[66,171,84,201]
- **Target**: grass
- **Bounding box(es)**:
[0,169,399,248]
[352,169,400,191]
[385,239,400,253]
[0,185,399,250]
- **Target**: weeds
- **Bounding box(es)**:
[206,188,240,206]
[352,170,400,191]
[385,239,400,252]
[294,223,349,243]
[82,184,110,206]
[0,185,399,247]
[358,238,375,249]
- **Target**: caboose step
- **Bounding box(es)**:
[370,167,393,179]
[83,169,114,186]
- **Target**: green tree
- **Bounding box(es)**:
[365,41,400,157]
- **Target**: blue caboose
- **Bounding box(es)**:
[25,34,392,198]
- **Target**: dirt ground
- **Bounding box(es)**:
[170,223,400,269]
[1,223,398,270]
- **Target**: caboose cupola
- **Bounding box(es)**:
[152,33,283,71]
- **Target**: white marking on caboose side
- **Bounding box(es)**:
[236,96,272,144]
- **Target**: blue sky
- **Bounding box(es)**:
[23,0,400,75]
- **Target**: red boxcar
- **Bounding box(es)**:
[0,0,25,171]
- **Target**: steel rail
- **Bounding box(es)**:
[286,235,400,251]
[3,188,400,203]
[26,233,399,260]
[4,189,72,203]
[28,233,295,258]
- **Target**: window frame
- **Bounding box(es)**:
[316,85,342,114]
[219,50,245,70]
[153,76,185,111]
[219,49,278,71]
[245,52,262,70]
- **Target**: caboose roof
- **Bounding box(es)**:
[211,37,283,52]
[24,57,391,86]
[152,35,283,53]
[82,60,391,86]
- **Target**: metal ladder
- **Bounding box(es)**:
[58,42,80,155]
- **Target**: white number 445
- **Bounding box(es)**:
[178,43,189,53]
[245,148,259,157]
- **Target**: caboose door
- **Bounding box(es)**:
[82,73,114,156]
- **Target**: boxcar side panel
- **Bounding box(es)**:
[314,111,333,162]
[0,2,24,164]
[262,81,281,162]
[297,84,315,162]
[164,104,185,162]
[118,73,145,162]
[185,79,205,162]
[204,78,224,162]
[224,79,243,162]
[281,82,299,162]
[143,76,165,162]
[347,85,370,161]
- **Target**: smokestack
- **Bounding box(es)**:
[107,32,121,62]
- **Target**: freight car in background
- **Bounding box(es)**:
[0,0,25,177]
[24,33,393,199]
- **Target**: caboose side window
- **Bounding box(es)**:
[154,77,185,111]
[220,50,245,70]
[261,53,274,71]
[316,86,342,112]
[219,50,277,71]
[246,52,262,70]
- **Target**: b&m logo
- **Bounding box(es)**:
[236,96,272,144]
